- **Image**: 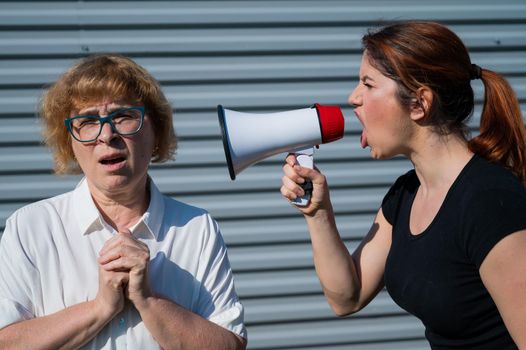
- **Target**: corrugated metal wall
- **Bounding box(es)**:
[1,1,525,348]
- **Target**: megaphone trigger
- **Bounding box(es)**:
[291,147,314,206]
[301,181,313,196]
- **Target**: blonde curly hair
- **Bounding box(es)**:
[40,54,177,174]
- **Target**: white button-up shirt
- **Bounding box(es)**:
[0,177,246,349]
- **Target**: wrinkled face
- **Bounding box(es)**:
[70,99,155,198]
[348,54,413,159]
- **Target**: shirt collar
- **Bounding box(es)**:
[131,177,164,240]
[72,177,165,240]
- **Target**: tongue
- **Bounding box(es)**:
[360,130,368,149]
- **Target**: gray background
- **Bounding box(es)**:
[1,1,525,348]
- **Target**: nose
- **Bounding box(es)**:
[97,121,118,143]
[348,84,362,108]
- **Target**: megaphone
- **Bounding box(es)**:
[217,103,345,206]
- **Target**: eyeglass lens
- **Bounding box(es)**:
[71,109,143,141]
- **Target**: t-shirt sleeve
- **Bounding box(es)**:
[381,171,413,225]
[194,214,246,339]
[0,212,37,329]
[463,188,526,269]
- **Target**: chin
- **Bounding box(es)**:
[371,148,402,161]
[369,143,402,160]
[369,148,383,160]
[101,173,133,187]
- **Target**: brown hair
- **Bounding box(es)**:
[362,21,526,182]
[40,54,177,174]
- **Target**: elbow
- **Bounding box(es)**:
[325,289,362,317]
[328,300,361,318]
[331,305,359,318]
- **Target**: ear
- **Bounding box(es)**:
[410,87,433,122]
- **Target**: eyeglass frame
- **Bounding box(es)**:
[64,106,145,143]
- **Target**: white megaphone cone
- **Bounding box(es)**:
[217,103,345,206]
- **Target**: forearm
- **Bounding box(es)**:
[134,296,245,350]
[0,300,114,350]
[305,207,361,314]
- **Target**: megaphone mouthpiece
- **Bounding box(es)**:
[315,103,345,143]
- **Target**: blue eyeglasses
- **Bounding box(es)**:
[64,106,145,142]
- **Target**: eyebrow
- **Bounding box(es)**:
[77,107,126,116]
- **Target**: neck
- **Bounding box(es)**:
[88,176,150,232]
[408,130,473,195]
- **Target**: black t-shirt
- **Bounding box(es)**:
[382,155,526,349]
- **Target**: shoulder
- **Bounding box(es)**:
[460,155,526,204]
[161,195,220,236]
[457,156,526,266]
[467,155,525,190]
[6,191,71,231]
[160,196,228,257]
[457,156,526,227]
[381,169,418,225]
[386,169,418,195]
[162,196,211,223]
[2,191,72,259]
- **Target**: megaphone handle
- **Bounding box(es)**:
[292,149,314,207]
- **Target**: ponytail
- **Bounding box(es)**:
[468,69,526,183]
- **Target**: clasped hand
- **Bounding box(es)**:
[95,230,152,317]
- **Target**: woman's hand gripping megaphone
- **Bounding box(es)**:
[282,153,331,214]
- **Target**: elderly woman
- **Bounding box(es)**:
[0,54,246,349]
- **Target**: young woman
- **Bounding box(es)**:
[281,21,526,349]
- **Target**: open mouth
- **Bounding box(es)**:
[100,157,125,165]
